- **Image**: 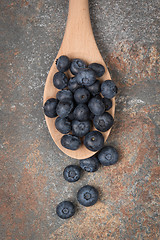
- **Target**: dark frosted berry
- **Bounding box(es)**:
[74,87,90,104]
[76,68,96,86]
[103,98,112,111]
[44,98,58,118]
[56,55,70,72]
[68,77,80,93]
[98,146,119,166]
[101,80,118,99]
[84,131,104,151]
[55,117,71,134]
[63,165,81,182]
[88,63,105,77]
[93,112,114,132]
[56,89,73,102]
[80,156,100,172]
[72,120,91,137]
[77,185,98,207]
[85,80,101,96]
[56,201,75,219]
[73,104,90,121]
[56,101,73,118]
[53,72,68,89]
[70,59,86,75]
[61,134,81,150]
[88,97,105,116]
[68,111,74,121]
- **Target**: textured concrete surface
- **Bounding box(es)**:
[0,0,159,239]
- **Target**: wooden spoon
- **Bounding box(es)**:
[43,0,115,159]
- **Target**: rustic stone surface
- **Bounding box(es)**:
[0,0,159,239]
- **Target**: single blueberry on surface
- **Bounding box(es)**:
[93,112,114,132]
[55,117,71,134]
[80,156,100,172]
[73,104,90,121]
[56,101,74,118]
[98,146,119,166]
[77,185,98,207]
[56,201,75,219]
[53,72,68,89]
[102,98,112,111]
[70,58,86,75]
[74,87,90,104]
[101,80,118,99]
[88,63,105,77]
[84,131,104,151]
[85,80,101,96]
[44,98,58,118]
[56,90,73,102]
[63,165,81,182]
[61,134,81,150]
[76,68,96,86]
[56,55,70,72]
[88,97,105,116]
[68,77,80,93]
[72,120,91,137]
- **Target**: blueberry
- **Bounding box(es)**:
[73,104,90,121]
[70,59,86,75]
[89,112,95,121]
[56,201,75,219]
[72,120,91,137]
[102,98,112,111]
[68,111,75,121]
[56,90,73,102]
[55,117,71,134]
[76,68,96,86]
[85,80,101,96]
[61,134,81,150]
[88,97,105,116]
[68,77,80,93]
[80,156,100,172]
[74,87,90,104]
[63,165,81,182]
[56,101,73,118]
[88,63,105,77]
[77,185,98,207]
[43,98,58,118]
[101,80,118,99]
[98,146,119,166]
[53,72,68,89]
[84,131,104,151]
[93,112,114,132]
[56,55,70,72]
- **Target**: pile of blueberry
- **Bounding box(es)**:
[43,55,118,219]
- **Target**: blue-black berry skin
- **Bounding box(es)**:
[56,55,70,72]
[55,117,71,134]
[70,59,86,75]
[84,131,104,152]
[56,101,74,118]
[56,201,75,219]
[56,90,73,102]
[101,80,118,99]
[53,72,68,89]
[68,77,80,93]
[73,104,90,121]
[76,68,96,86]
[72,120,91,137]
[88,63,105,77]
[63,165,81,182]
[93,112,114,132]
[103,98,112,111]
[74,87,90,104]
[77,185,98,207]
[98,146,119,166]
[44,98,58,118]
[85,80,101,96]
[61,134,81,150]
[88,97,105,116]
[80,156,100,172]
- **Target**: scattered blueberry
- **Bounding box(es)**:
[93,112,114,132]
[70,59,86,75]
[102,98,112,111]
[67,111,75,121]
[80,156,100,172]
[72,120,91,137]
[84,131,104,151]
[56,101,74,118]
[68,77,80,93]
[76,68,96,86]
[77,185,98,207]
[53,72,68,89]
[44,98,58,118]
[56,201,75,219]
[73,104,90,121]
[63,165,81,182]
[56,55,70,72]
[74,87,90,104]
[61,134,81,150]
[85,80,101,96]
[101,80,118,99]
[88,63,105,77]
[55,117,71,134]
[88,97,105,116]
[98,146,119,166]
[56,89,73,102]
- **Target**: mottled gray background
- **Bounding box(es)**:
[0,0,159,239]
